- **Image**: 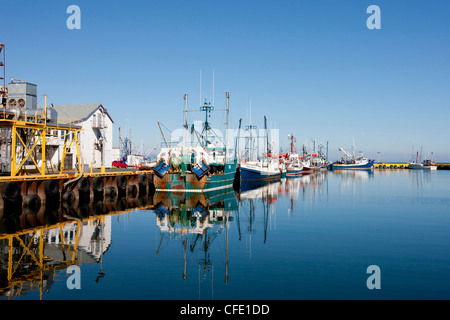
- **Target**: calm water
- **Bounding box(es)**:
[1,170,449,300]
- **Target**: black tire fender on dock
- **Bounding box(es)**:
[23,194,41,214]
[128,184,138,198]
[117,175,127,190]
[77,177,90,193]
[148,182,155,195]
[76,203,90,219]
[1,181,22,202]
[62,190,76,208]
[44,179,60,197]
[105,186,118,201]
[92,176,104,192]
[138,174,148,186]
[91,201,104,215]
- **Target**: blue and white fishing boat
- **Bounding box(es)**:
[240,116,282,182]
[240,157,281,181]
[330,146,374,170]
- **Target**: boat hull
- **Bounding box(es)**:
[286,168,303,177]
[240,165,281,181]
[331,160,374,170]
[302,166,315,174]
[153,161,237,193]
[410,164,437,170]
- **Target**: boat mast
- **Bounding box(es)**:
[264,116,271,163]
[226,91,229,159]
[234,118,242,160]
[265,116,270,153]
[289,134,296,154]
[200,98,214,148]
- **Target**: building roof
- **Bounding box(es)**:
[40,103,114,123]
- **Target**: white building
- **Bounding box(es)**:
[50,104,114,170]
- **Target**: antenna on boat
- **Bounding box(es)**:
[213,69,215,108]
[264,116,271,155]
[200,70,202,107]
[326,141,329,162]
[184,93,188,125]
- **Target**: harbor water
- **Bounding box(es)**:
[1,170,449,300]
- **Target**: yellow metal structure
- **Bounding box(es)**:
[0,94,83,178]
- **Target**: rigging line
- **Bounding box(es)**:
[208,127,226,146]
[158,121,172,133]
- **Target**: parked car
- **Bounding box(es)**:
[112,160,127,168]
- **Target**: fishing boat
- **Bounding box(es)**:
[422,159,437,170]
[410,160,437,170]
[152,93,238,193]
[286,156,303,177]
[240,157,281,181]
[240,116,282,182]
[330,146,374,170]
[298,141,328,174]
[284,134,303,177]
[409,159,437,170]
[408,149,437,170]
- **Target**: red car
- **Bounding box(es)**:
[112,160,127,168]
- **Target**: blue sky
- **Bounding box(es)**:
[2,0,449,161]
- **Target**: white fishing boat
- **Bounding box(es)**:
[330,146,374,171]
[409,159,437,170]
[285,154,303,177]
[284,134,303,177]
[422,159,437,170]
[408,149,437,170]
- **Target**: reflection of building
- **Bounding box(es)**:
[45,217,112,262]
[0,216,112,299]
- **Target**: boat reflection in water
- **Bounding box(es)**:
[153,188,238,285]
[0,169,375,300]
[331,169,374,184]
[153,189,237,235]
